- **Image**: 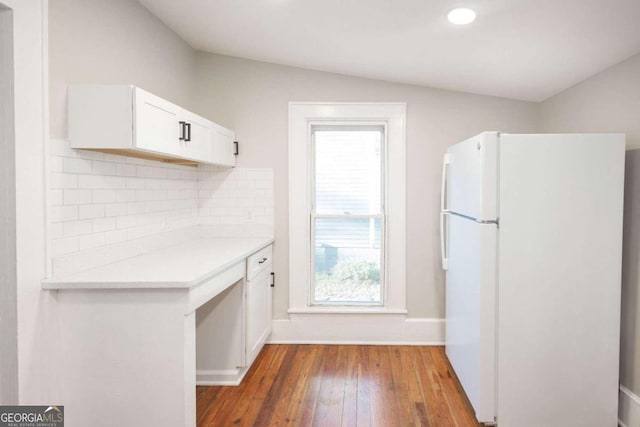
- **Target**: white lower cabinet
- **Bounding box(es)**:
[69,85,237,166]
[245,261,273,367]
[195,245,273,385]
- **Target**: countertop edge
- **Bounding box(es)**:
[42,237,274,290]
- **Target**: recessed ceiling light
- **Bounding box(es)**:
[447,8,476,25]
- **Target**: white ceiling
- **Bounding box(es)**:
[138,0,640,101]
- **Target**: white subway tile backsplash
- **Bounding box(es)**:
[116,163,137,177]
[126,177,146,189]
[50,190,63,206]
[105,176,127,188]
[93,217,117,233]
[48,140,273,276]
[92,189,118,204]
[49,222,63,240]
[104,229,128,245]
[116,189,136,202]
[52,236,79,257]
[63,189,92,205]
[92,160,118,176]
[116,215,137,229]
[78,233,106,250]
[50,172,78,189]
[49,157,64,173]
[105,203,126,217]
[63,220,93,237]
[51,205,78,223]
[63,157,93,174]
[78,204,105,220]
[78,174,106,189]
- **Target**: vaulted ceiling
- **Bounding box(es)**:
[138,0,640,101]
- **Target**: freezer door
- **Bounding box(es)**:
[445,213,497,424]
[447,132,498,220]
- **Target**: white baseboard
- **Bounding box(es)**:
[268,315,445,345]
[619,385,640,427]
[196,367,249,386]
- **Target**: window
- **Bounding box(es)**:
[289,103,406,314]
[311,127,385,305]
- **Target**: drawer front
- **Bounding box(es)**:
[247,245,273,281]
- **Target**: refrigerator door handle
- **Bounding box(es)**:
[440,211,449,270]
[440,153,451,271]
[441,153,451,213]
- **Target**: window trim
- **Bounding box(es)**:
[288,103,407,314]
[309,125,386,306]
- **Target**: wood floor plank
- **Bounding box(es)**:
[414,346,457,427]
[197,345,480,427]
[195,386,221,425]
[253,345,298,426]
[355,345,371,427]
[214,344,277,426]
[312,344,344,427]
[429,347,482,427]
[267,345,316,426]
[299,345,328,426]
[236,345,290,427]
[341,345,359,427]
[283,345,320,425]
[378,345,400,427]
[388,346,415,427]
[368,345,389,427]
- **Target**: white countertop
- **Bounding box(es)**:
[42,237,273,290]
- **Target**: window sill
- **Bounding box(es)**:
[288,307,408,315]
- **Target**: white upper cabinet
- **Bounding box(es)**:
[180,109,214,162]
[211,123,237,167]
[134,88,183,157]
[68,85,237,167]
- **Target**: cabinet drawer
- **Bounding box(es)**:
[247,245,272,281]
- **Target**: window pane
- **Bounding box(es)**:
[313,217,382,303]
[314,130,382,214]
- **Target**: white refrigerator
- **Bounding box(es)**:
[441,132,625,426]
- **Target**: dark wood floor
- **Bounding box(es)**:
[196,344,481,427]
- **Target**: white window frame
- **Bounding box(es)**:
[310,125,386,306]
[288,103,406,314]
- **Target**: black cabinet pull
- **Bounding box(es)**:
[270,272,275,288]
[179,121,185,141]
[258,257,268,264]
[234,141,239,156]
[185,123,191,142]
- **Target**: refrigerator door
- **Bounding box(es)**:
[447,132,499,221]
[497,134,624,427]
[445,213,497,424]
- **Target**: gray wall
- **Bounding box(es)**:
[192,52,538,320]
[539,53,640,395]
[0,3,18,404]
[49,0,197,138]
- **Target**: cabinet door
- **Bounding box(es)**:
[211,124,236,167]
[133,88,182,156]
[245,267,272,366]
[181,110,213,162]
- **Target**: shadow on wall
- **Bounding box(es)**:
[622,149,640,391]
